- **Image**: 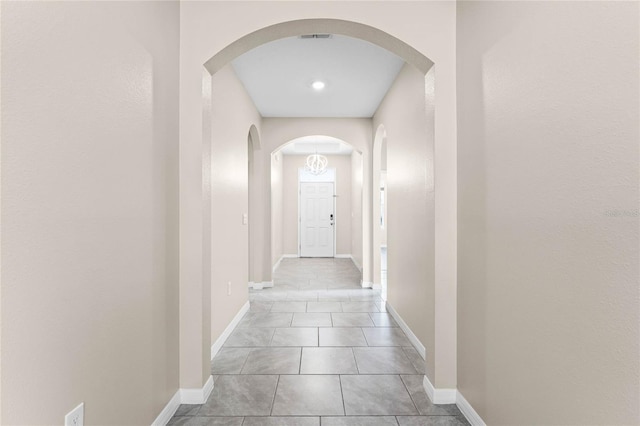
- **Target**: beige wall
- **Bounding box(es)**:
[200,70,214,386]
[457,1,639,424]
[1,1,180,424]
[210,65,261,343]
[249,134,271,285]
[280,154,298,256]
[249,126,268,286]
[350,152,365,271]
[281,155,352,256]
[373,64,436,380]
[271,151,284,266]
[249,133,257,281]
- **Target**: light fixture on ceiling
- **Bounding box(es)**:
[311,80,326,91]
[305,152,328,175]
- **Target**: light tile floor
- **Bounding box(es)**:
[169,258,469,426]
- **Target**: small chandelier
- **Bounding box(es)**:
[305,152,328,175]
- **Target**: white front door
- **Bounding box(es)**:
[300,182,334,257]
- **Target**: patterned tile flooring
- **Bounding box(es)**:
[169,258,469,426]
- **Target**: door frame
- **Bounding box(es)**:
[298,167,336,257]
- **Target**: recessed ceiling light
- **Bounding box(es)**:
[311,81,326,91]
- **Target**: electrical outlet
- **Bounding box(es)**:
[227,281,232,296]
[65,403,84,426]
[242,213,248,225]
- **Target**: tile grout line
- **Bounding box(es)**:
[238,348,253,374]
[338,375,347,416]
[361,327,372,347]
[268,328,276,346]
[269,374,281,416]
[399,374,421,416]
[351,347,360,374]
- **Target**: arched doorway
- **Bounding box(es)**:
[270,135,365,285]
[179,17,455,408]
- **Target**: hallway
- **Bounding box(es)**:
[169,259,468,425]
[2,2,637,424]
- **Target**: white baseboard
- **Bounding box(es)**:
[385,302,426,360]
[422,375,456,404]
[151,390,181,426]
[386,302,459,406]
[272,256,284,272]
[352,258,363,272]
[250,281,272,290]
[361,280,373,289]
[152,375,215,425]
[181,375,214,404]
[423,375,435,402]
[211,301,250,360]
[457,390,487,426]
[372,282,382,290]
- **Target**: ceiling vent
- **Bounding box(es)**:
[299,34,333,39]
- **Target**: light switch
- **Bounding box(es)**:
[242,213,248,225]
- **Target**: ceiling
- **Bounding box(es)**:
[278,135,353,156]
[231,35,405,118]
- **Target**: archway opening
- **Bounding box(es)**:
[270,135,365,286]
[185,17,450,404]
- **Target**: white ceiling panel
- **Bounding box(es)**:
[231,35,404,118]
